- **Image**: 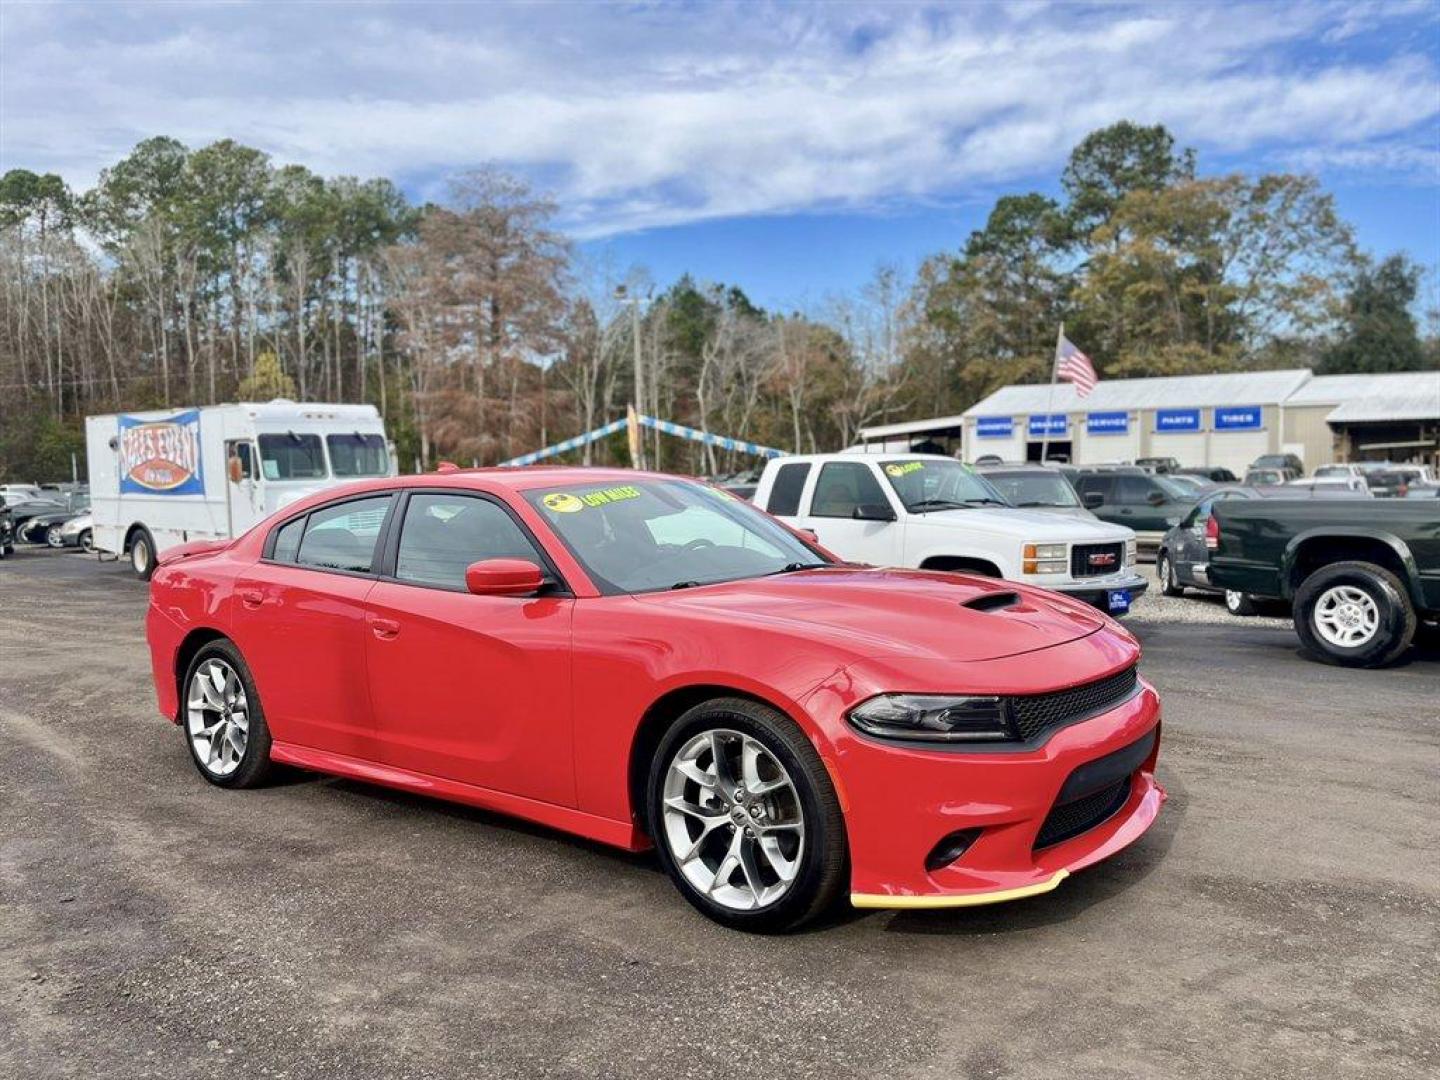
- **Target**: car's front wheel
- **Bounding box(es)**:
[182,640,273,787]
[1157,551,1184,597]
[1293,561,1416,668]
[648,697,847,932]
[78,529,93,554]
[46,524,65,548]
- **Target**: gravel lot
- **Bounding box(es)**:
[2,546,1437,1080]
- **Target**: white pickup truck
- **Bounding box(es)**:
[753,452,1146,615]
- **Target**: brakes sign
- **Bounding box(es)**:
[118,411,204,495]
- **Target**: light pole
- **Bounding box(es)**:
[615,284,646,469]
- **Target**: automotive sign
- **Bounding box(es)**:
[1087,411,1129,435]
[118,410,204,495]
[1214,405,1262,431]
[976,416,1014,438]
[1155,409,1201,433]
[1027,414,1067,437]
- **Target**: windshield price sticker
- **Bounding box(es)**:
[884,462,925,477]
[543,486,642,513]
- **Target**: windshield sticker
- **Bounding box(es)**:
[543,486,642,513]
[703,485,739,501]
[885,462,925,478]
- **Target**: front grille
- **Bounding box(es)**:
[1009,666,1139,743]
[1070,542,1125,578]
[1034,776,1132,849]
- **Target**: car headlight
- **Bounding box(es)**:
[848,694,1012,742]
[1022,542,1067,574]
[1125,538,1137,565]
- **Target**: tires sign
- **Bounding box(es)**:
[119,411,204,495]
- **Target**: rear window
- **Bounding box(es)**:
[765,463,810,517]
[295,496,391,573]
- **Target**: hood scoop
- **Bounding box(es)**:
[962,590,1023,613]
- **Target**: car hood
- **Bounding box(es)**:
[634,567,1107,662]
[908,506,1131,541]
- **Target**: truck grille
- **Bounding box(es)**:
[1009,666,1139,743]
[1070,542,1125,578]
[1034,776,1132,849]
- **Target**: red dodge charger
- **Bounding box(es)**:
[146,466,1164,931]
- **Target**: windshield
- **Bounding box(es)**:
[982,470,1080,508]
[525,477,827,594]
[258,433,326,480]
[327,433,390,477]
[880,459,1007,510]
[1153,475,1197,500]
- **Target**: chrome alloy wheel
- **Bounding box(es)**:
[661,729,804,911]
[186,658,249,777]
[1313,585,1380,648]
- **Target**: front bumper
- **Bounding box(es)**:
[826,676,1163,909]
[1046,570,1149,611]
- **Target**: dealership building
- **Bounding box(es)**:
[856,369,1440,474]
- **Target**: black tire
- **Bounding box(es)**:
[180,639,274,788]
[1293,561,1416,668]
[78,529,93,554]
[1157,551,1184,597]
[647,697,848,933]
[1224,589,1257,616]
[129,527,156,580]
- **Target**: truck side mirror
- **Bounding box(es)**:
[1082,491,1104,509]
[852,502,896,522]
[1146,490,1166,506]
[227,456,244,484]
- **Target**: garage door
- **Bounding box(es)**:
[1148,433,1207,469]
[1209,431,1270,475]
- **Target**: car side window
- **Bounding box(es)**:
[1116,476,1152,504]
[396,493,543,589]
[810,462,888,519]
[296,495,392,573]
[271,515,305,562]
[766,463,811,517]
[1077,475,1112,500]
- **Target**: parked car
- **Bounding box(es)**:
[973,463,1099,519]
[1162,473,1215,497]
[1208,499,1440,667]
[1250,453,1304,479]
[145,467,1165,930]
[4,497,69,538]
[16,495,91,546]
[756,453,1145,615]
[0,483,45,504]
[1403,483,1440,499]
[1365,465,1434,499]
[1244,467,1288,487]
[1155,486,1266,614]
[1071,471,1197,554]
[55,512,94,551]
[1135,456,1180,474]
[0,498,15,559]
[1174,466,1238,483]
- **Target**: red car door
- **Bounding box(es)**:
[363,490,576,806]
[232,492,396,759]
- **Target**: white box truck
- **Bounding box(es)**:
[86,399,396,578]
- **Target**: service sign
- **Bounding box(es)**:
[1027,414,1068,437]
[1087,411,1129,435]
[119,410,204,495]
[1155,408,1201,433]
[1214,405,1262,431]
[976,416,1014,438]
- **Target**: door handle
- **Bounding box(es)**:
[369,616,400,639]
[238,588,262,608]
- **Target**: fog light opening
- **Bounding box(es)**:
[924,828,982,873]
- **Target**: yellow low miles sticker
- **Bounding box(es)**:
[884,462,925,477]
[542,486,642,513]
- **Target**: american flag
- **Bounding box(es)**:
[1055,334,1098,397]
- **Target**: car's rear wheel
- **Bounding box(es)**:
[647,697,847,932]
[1293,561,1416,668]
[183,641,273,788]
[1157,551,1184,597]
[1224,589,1256,616]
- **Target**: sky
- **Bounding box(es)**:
[2,0,1438,309]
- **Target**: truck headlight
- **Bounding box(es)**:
[848,694,1012,742]
[1125,538,1137,566]
[1023,542,1067,574]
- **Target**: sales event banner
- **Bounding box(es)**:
[1214,405,1262,431]
[1027,414,1068,437]
[976,416,1015,438]
[119,410,204,495]
[1155,408,1202,433]
[1086,411,1129,435]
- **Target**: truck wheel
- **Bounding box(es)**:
[1157,551,1184,597]
[1224,590,1256,616]
[129,527,156,581]
[1293,561,1416,668]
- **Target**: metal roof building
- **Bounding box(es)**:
[858,368,1440,472]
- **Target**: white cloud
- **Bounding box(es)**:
[1,1,1436,236]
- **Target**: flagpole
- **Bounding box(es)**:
[1040,323,1062,464]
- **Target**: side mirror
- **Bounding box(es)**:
[798,528,818,541]
[465,558,545,597]
[852,502,896,522]
[227,456,244,484]
[1146,490,1166,506]
[1082,491,1104,509]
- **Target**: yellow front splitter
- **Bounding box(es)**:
[851,869,1069,910]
